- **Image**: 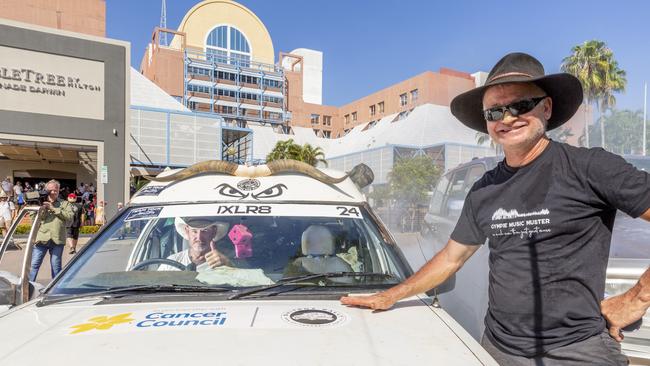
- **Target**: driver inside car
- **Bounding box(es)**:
[158,217,231,271]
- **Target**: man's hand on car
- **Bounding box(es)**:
[204,241,231,269]
[340,292,397,311]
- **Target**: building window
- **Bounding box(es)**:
[206,25,251,67]
[323,131,331,138]
[362,120,377,131]
[410,89,419,104]
[369,105,376,116]
[323,115,332,126]
[344,114,350,124]
[311,114,320,125]
[352,112,357,122]
[400,93,408,106]
[378,101,384,113]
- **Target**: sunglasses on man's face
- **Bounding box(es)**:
[483,96,547,122]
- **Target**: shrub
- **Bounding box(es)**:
[12,224,101,236]
[79,225,101,234]
[15,224,32,235]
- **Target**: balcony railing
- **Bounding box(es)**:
[185,49,283,74]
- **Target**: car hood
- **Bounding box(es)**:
[0,296,496,365]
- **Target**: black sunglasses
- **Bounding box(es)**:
[483,96,547,122]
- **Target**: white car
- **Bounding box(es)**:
[0,160,497,365]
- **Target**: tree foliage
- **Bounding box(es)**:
[386,155,441,231]
[561,40,627,148]
[388,155,441,208]
[588,109,645,154]
[266,139,327,167]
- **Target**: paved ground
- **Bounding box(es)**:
[1,237,91,286]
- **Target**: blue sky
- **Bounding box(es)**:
[107,0,650,111]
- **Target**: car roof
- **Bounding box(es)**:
[446,156,500,176]
[130,164,366,206]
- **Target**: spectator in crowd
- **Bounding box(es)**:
[2,177,13,199]
[88,182,96,194]
[78,182,86,195]
[13,181,24,211]
[94,200,106,226]
[60,186,70,201]
[29,179,73,282]
[81,188,91,203]
[83,199,95,226]
[66,193,82,255]
[117,202,124,211]
[0,191,15,239]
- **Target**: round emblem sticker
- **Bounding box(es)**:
[237,179,261,191]
[282,308,347,327]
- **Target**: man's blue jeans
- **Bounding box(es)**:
[29,240,63,282]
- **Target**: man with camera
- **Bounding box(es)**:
[29,180,73,282]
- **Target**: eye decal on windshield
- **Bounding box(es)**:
[252,184,287,200]
[214,183,249,199]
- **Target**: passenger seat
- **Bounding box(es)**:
[284,225,353,277]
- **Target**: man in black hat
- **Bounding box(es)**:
[341,52,650,364]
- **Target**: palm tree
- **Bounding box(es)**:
[266,140,327,167]
[561,40,627,149]
[475,132,503,155]
[300,143,328,167]
[266,139,302,162]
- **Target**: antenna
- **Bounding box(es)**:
[160,0,167,46]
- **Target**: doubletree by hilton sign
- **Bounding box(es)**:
[0,45,105,120]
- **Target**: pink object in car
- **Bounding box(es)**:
[228,224,253,258]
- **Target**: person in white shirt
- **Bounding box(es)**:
[12,181,24,212]
[2,178,12,198]
[13,181,22,197]
[158,217,231,271]
[0,191,16,237]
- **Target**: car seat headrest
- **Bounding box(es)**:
[301,225,335,257]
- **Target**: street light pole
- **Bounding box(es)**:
[643,82,648,156]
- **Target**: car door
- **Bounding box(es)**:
[421,163,490,340]
[0,206,43,312]
[423,167,468,241]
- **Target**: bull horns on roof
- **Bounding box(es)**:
[146,159,374,188]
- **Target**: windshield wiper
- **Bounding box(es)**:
[228,272,395,300]
[37,284,233,307]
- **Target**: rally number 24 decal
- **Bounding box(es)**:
[336,206,360,217]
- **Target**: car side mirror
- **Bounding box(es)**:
[427,273,456,297]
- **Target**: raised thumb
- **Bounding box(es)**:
[210,240,217,252]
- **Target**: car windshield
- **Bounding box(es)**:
[49,203,407,295]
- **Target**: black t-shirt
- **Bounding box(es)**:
[451,140,650,357]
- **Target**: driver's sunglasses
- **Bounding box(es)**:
[483,96,547,122]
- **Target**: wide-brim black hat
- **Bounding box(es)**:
[450,52,583,134]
